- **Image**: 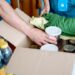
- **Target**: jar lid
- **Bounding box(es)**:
[0,38,5,43]
[63,44,75,52]
[0,41,8,49]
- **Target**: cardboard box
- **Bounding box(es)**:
[6,47,75,75]
[0,8,32,48]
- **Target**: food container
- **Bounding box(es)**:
[40,44,58,52]
[45,26,62,39]
[63,44,75,53]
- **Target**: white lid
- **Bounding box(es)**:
[40,44,58,52]
[45,26,62,36]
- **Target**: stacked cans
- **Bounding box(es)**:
[0,38,12,69]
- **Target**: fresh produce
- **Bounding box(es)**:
[30,16,48,30]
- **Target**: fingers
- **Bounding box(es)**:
[43,34,57,45]
[36,39,48,46]
[36,35,57,46]
[40,9,49,17]
[40,9,45,16]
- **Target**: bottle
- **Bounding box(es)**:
[0,39,12,65]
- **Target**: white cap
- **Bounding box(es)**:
[45,26,62,37]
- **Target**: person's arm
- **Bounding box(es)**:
[40,0,50,16]
[0,0,57,46]
[0,0,31,34]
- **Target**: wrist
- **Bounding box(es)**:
[19,20,34,36]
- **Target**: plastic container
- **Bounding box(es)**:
[45,26,62,39]
[40,44,58,52]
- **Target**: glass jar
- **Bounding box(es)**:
[0,39,12,65]
[0,50,3,69]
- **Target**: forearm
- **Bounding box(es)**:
[0,0,32,36]
[44,0,50,7]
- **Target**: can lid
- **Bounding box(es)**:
[0,41,8,49]
[63,44,75,52]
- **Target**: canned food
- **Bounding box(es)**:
[70,40,75,45]
[63,44,75,53]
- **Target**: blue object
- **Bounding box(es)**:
[71,0,75,5]
[1,47,12,65]
[6,0,11,4]
[50,0,75,18]
[0,50,3,69]
[58,0,68,11]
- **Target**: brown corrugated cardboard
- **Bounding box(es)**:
[0,8,32,47]
[6,47,75,75]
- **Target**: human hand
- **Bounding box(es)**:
[40,5,50,16]
[27,28,57,46]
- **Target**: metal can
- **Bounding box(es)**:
[63,44,75,53]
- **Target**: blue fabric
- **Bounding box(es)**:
[6,0,11,4]
[58,0,68,11]
[49,0,75,18]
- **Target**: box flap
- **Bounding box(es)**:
[6,48,75,75]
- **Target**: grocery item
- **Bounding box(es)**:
[0,38,12,65]
[40,44,58,52]
[63,44,75,52]
[30,16,48,30]
[45,26,62,38]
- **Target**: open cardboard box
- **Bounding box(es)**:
[0,8,33,50]
[6,47,75,75]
